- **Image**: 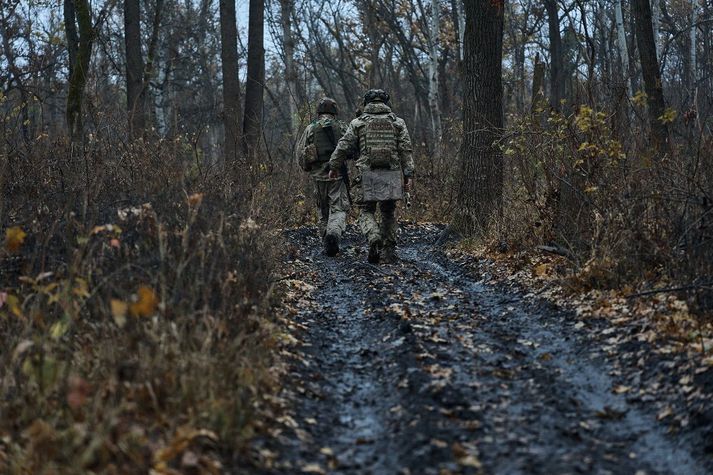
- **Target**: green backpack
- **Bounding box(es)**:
[311,120,341,164]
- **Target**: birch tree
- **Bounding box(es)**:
[428,0,442,157]
[614,0,632,97]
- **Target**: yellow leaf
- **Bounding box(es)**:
[111,299,128,327]
[130,286,158,317]
[73,278,90,298]
[50,318,70,339]
[5,226,27,252]
[6,294,23,317]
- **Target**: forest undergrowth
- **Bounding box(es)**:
[0,130,300,473]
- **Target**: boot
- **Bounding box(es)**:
[381,246,397,264]
[324,233,340,257]
[368,239,382,264]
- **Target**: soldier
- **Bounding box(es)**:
[296,97,351,256]
[328,89,414,264]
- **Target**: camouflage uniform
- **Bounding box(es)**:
[329,97,414,262]
[296,113,350,249]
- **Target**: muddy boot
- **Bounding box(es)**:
[368,239,382,264]
[324,233,340,257]
[381,247,397,264]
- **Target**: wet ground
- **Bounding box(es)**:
[260,224,711,474]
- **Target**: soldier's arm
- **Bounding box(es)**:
[329,121,358,171]
[396,119,415,178]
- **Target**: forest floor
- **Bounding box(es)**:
[249,224,713,475]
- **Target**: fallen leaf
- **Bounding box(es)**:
[612,385,630,394]
[301,463,326,474]
[657,406,673,420]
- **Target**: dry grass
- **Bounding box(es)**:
[0,131,287,473]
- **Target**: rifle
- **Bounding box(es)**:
[324,123,353,205]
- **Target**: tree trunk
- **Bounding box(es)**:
[242,0,265,159]
[614,0,633,97]
[452,0,504,236]
[544,0,563,110]
[220,0,241,164]
[428,0,442,159]
[64,0,94,142]
[279,0,299,136]
[0,5,30,142]
[690,0,698,90]
[124,0,145,138]
[651,0,661,59]
[632,0,669,153]
[450,0,463,63]
[143,0,163,131]
[531,53,546,112]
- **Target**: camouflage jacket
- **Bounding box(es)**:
[296,114,348,181]
[328,102,415,178]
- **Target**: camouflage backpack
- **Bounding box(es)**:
[362,114,398,169]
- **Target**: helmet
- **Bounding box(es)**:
[317,97,338,115]
[363,89,390,105]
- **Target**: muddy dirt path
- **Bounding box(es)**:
[265,224,709,474]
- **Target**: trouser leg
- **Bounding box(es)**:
[380,200,398,250]
[357,202,380,245]
[325,180,349,239]
[314,181,329,237]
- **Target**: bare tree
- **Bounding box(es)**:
[124,0,145,137]
[614,0,632,97]
[242,0,265,158]
[632,0,669,152]
[220,0,241,163]
[279,0,299,136]
[544,0,563,110]
[427,0,442,157]
[64,0,94,142]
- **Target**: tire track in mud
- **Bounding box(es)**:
[266,224,708,475]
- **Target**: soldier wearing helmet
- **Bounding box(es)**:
[328,89,414,264]
[296,97,350,256]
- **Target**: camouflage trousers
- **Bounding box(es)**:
[357,200,397,249]
[314,179,350,238]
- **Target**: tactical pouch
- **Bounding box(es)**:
[303,144,319,169]
[361,169,403,202]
